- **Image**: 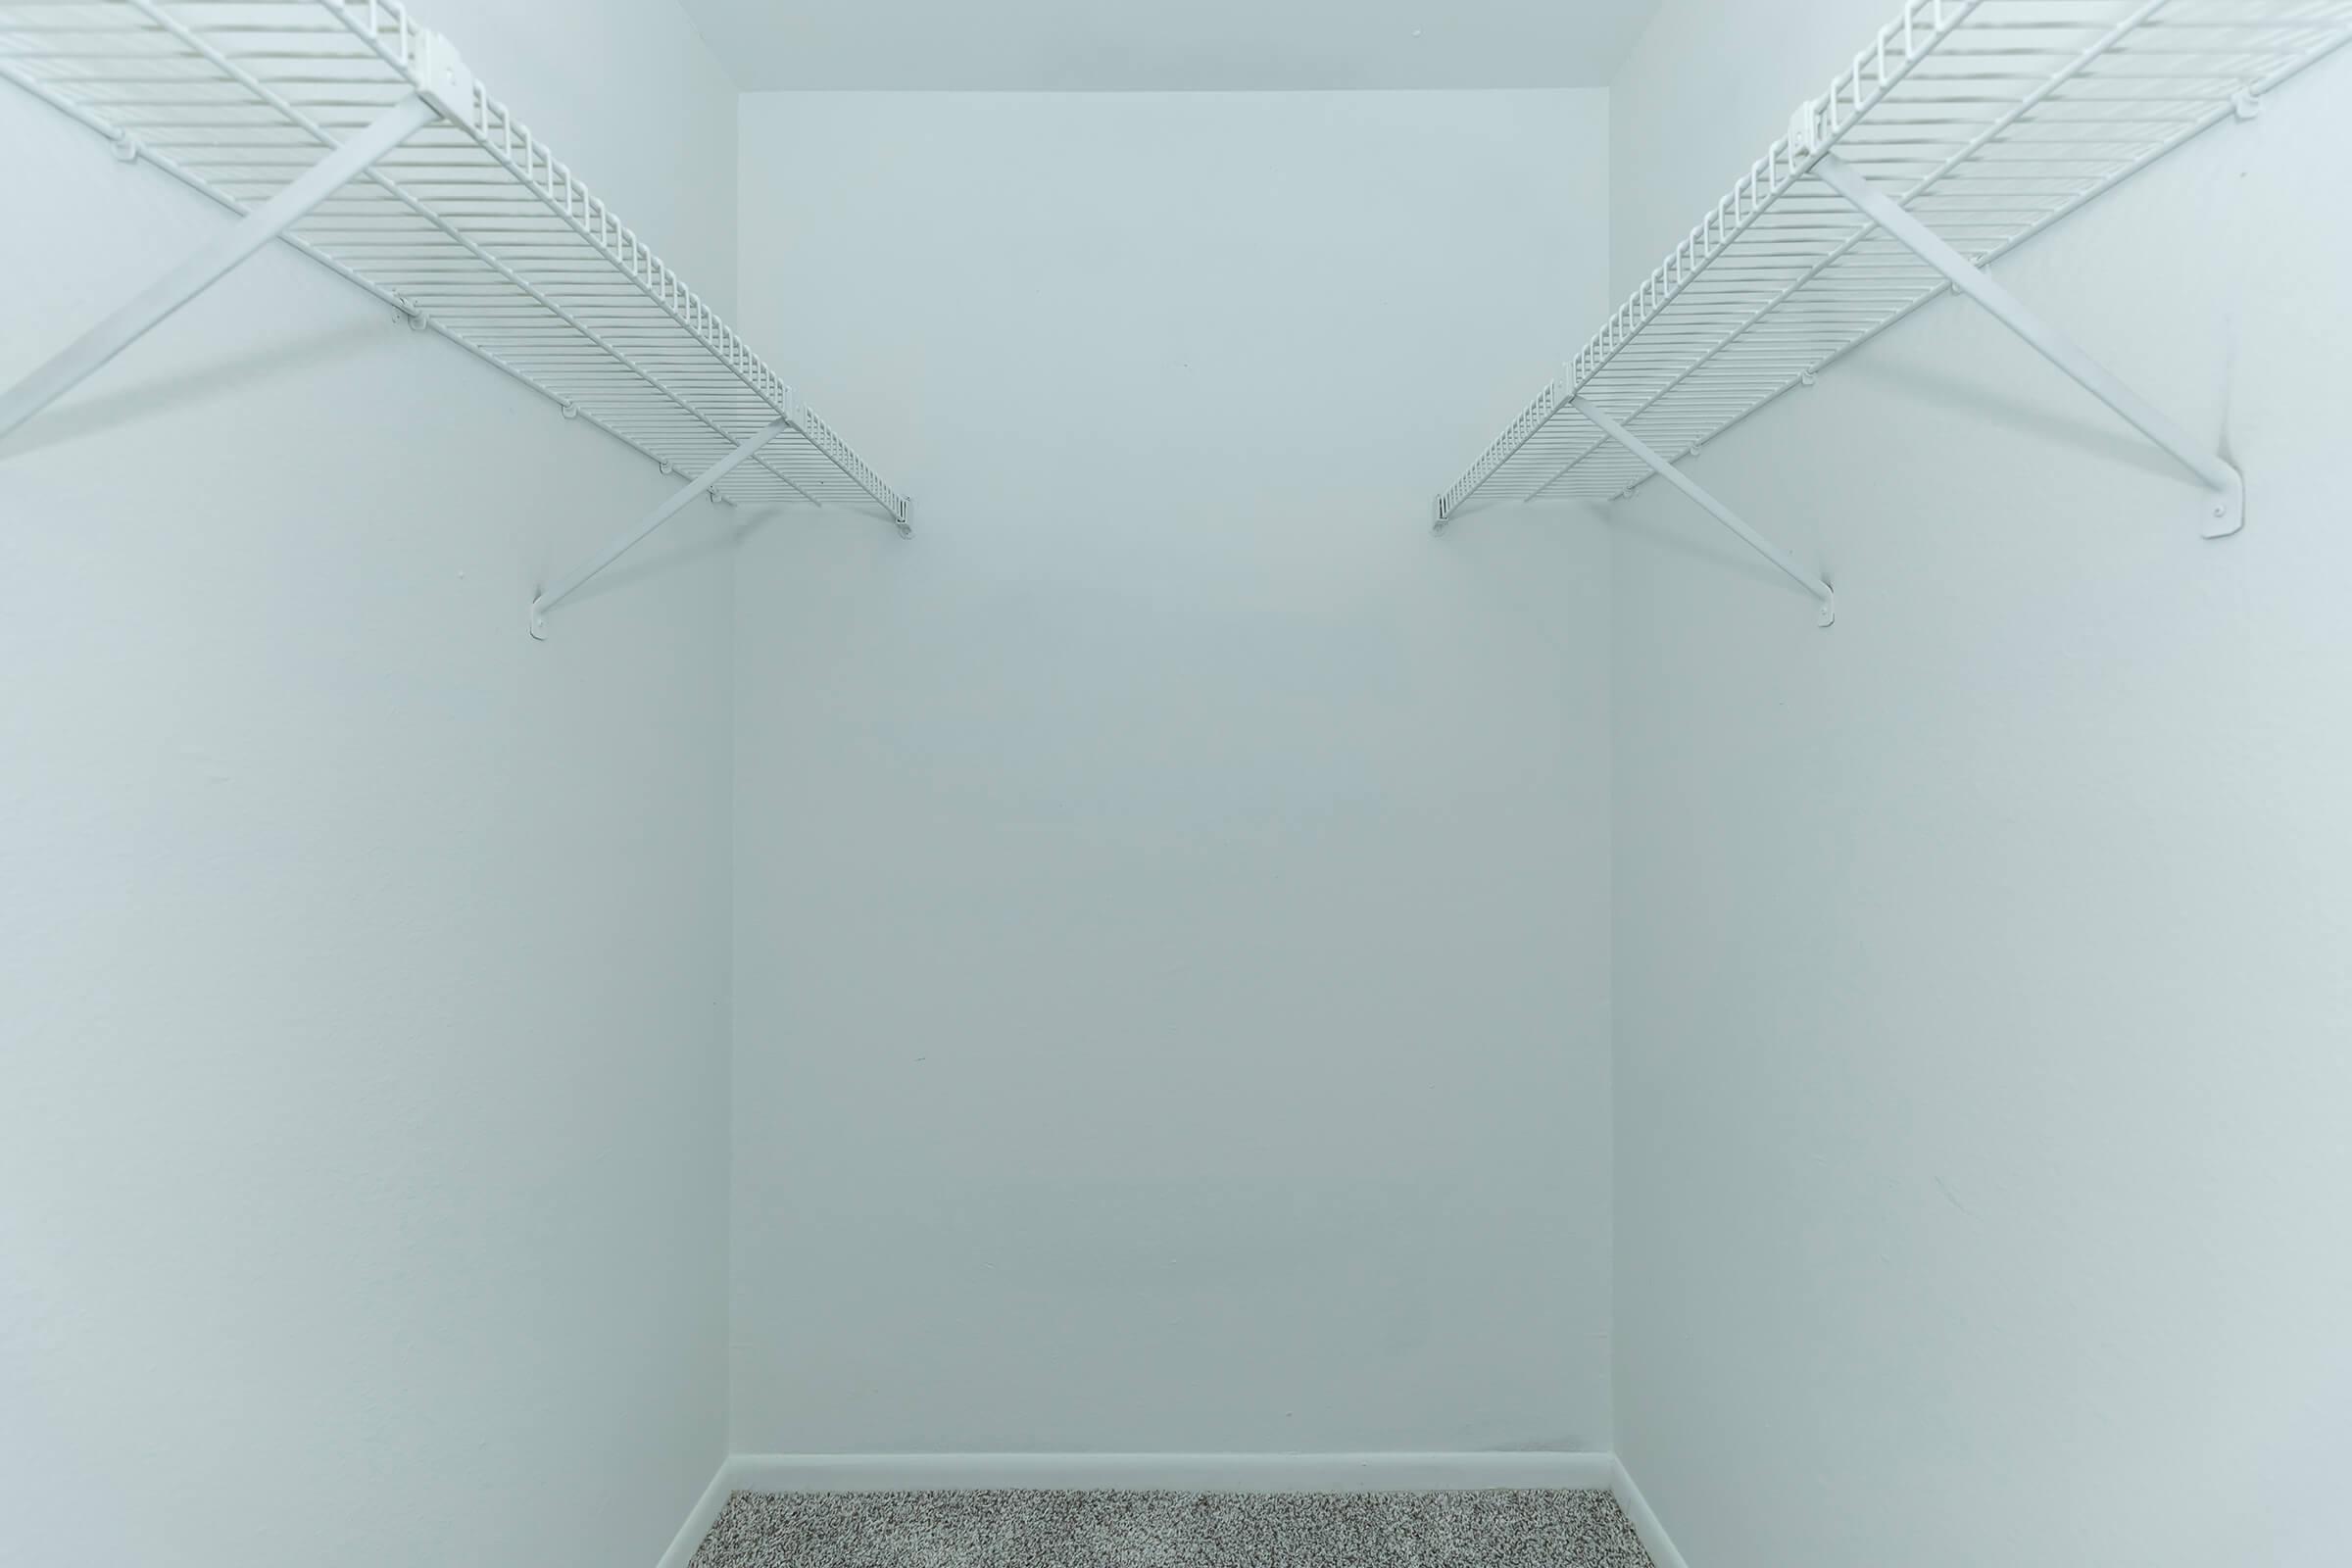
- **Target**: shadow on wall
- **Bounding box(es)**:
[1837,350,2210,483]
[0,322,386,460]
[1596,491,1809,602]
[551,498,911,613]
[1595,336,2228,611]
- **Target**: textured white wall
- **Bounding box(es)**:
[729,89,1615,1457]
[0,3,739,1564]
[1607,5,2352,1565]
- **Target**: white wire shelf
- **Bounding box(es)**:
[1436,0,2352,526]
[0,0,908,525]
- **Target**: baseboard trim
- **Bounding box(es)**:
[729,1450,1616,1494]
[655,1454,737,1568]
[1611,1457,1690,1568]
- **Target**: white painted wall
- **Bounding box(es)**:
[1607,5,2352,1565]
[678,0,1656,90]
[24,4,2337,1551]
[0,3,739,1564]
[728,89,1615,1456]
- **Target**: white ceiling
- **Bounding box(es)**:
[677,1,1660,92]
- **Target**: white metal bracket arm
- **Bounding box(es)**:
[0,92,440,445]
[530,416,792,639]
[1572,396,1836,627]
[1811,153,2245,538]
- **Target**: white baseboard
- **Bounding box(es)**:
[1611,1457,1690,1568]
[729,1450,1616,1494]
[655,1454,738,1568]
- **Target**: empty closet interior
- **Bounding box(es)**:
[5,2,2348,1566]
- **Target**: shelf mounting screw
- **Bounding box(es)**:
[2232,89,2263,121]
[111,132,140,164]
[561,401,579,420]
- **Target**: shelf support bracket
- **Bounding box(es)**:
[531,416,792,638]
[1811,152,2244,538]
[0,92,439,445]
[1572,396,1836,627]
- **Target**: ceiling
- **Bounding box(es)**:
[676,1,1660,92]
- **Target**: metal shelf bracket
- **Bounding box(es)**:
[0,91,439,445]
[1572,397,1836,627]
[1812,152,2246,539]
[530,416,792,639]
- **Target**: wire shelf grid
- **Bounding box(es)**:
[0,0,906,518]
[1436,0,2352,521]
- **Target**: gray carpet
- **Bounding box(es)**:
[687,1489,1654,1567]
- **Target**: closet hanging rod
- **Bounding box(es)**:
[1431,0,2352,620]
[0,0,911,636]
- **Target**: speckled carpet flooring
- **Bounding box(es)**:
[687,1489,1654,1567]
